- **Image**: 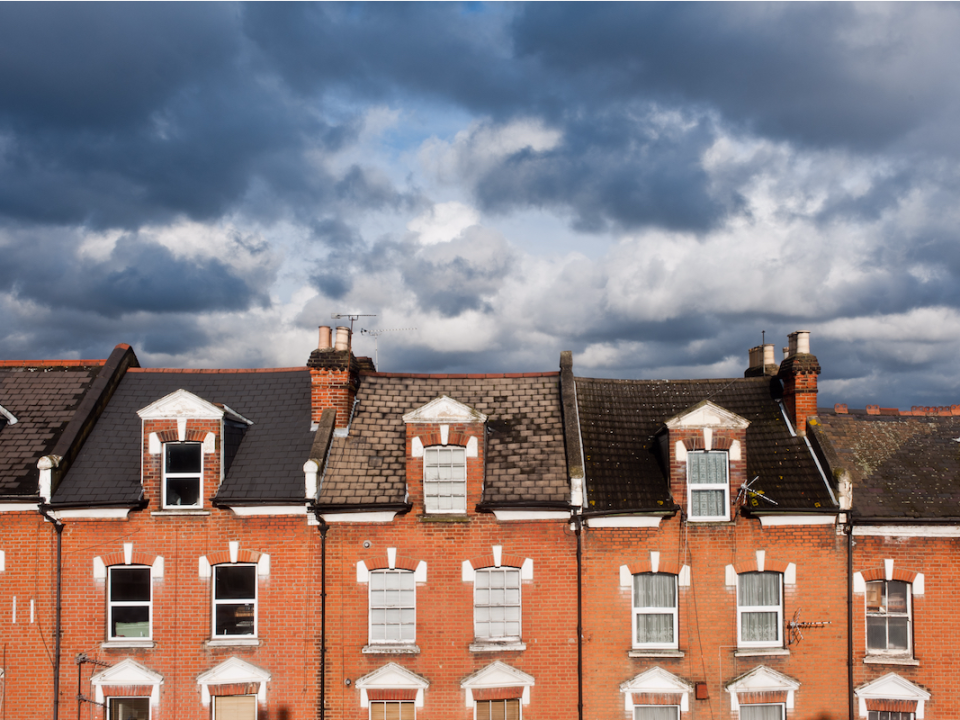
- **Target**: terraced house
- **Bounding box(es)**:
[0,326,956,719]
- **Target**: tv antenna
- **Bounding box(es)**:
[736,475,778,509]
[360,327,417,370]
[331,312,376,332]
[787,608,831,645]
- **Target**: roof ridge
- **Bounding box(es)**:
[362,371,560,379]
[0,359,106,367]
[128,367,307,374]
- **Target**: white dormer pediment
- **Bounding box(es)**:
[664,400,749,430]
[620,666,694,712]
[726,665,799,711]
[0,403,18,426]
[403,395,487,424]
[855,673,930,718]
[461,661,534,707]
[197,657,270,705]
[356,663,430,708]
[138,389,225,421]
[90,659,163,705]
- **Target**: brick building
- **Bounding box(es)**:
[813,403,960,719]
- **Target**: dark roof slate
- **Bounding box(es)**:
[55,368,315,506]
[815,411,960,520]
[318,373,568,507]
[0,364,102,496]
[576,376,833,513]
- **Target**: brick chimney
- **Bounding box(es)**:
[777,331,820,436]
[744,343,779,377]
[307,325,360,429]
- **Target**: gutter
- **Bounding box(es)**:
[312,502,412,515]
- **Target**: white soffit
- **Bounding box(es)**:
[137,389,225,420]
[402,395,487,424]
[664,400,750,430]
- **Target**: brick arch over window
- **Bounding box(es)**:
[626,559,683,576]
[155,428,209,444]
[414,430,471,448]
[861,567,919,584]
[101,551,160,569]
[357,549,428,583]
[206,549,263,566]
[471,553,527,571]
[364,555,422,573]
[734,558,790,575]
[725,550,797,585]
[632,693,684,706]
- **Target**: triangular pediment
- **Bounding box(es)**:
[91,658,163,687]
[620,666,694,695]
[403,395,487,424]
[726,665,799,694]
[356,662,430,690]
[461,661,534,690]
[197,657,270,686]
[665,400,749,430]
[856,673,930,701]
[138,389,224,421]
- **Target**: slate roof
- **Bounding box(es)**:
[575,376,834,513]
[0,362,103,497]
[317,372,569,508]
[54,368,316,507]
[814,410,960,520]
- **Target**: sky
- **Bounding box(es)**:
[2,3,960,409]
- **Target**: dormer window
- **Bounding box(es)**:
[423,446,466,513]
[688,451,729,521]
[164,442,202,508]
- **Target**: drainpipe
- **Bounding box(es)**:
[574,512,583,720]
[38,506,63,720]
[311,508,329,720]
[847,521,854,720]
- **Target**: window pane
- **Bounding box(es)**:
[691,489,724,517]
[215,566,256,600]
[866,616,888,649]
[166,477,200,506]
[887,582,908,613]
[887,617,909,649]
[690,452,727,483]
[166,443,201,473]
[635,708,679,720]
[109,697,150,720]
[111,568,150,602]
[634,574,675,608]
[740,706,783,720]
[215,603,255,636]
[741,612,778,642]
[111,606,150,638]
[739,573,779,606]
[636,613,674,644]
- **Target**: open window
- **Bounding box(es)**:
[163,442,202,508]
[108,566,151,641]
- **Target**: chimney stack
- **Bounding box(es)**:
[307,324,359,429]
[745,343,778,377]
[777,330,820,436]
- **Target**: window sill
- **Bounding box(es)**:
[206,637,260,648]
[863,655,919,666]
[102,640,154,649]
[629,649,684,658]
[686,519,734,525]
[418,513,470,523]
[470,640,526,653]
[735,647,790,657]
[363,644,420,655]
[151,509,210,517]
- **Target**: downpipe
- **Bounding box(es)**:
[38,506,63,720]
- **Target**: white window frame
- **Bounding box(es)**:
[737,572,783,648]
[107,566,152,641]
[423,446,467,514]
[212,563,258,638]
[107,696,151,720]
[632,573,678,650]
[686,451,729,521]
[474,567,522,642]
[633,706,680,720]
[475,698,521,720]
[369,569,417,645]
[867,712,914,720]
[369,700,416,720]
[739,704,785,720]
[162,441,203,509]
[865,579,912,656]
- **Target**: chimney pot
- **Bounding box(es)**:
[318,326,332,350]
[334,326,351,352]
[789,330,811,355]
[763,344,775,367]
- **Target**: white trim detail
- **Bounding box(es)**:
[914,573,924,596]
[319,511,402,523]
[463,560,475,583]
[355,662,429,708]
[91,658,163,706]
[885,558,894,582]
[202,432,216,454]
[148,432,161,455]
[30,599,34,624]
[726,665,799,712]
[0,503,40,513]
[93,557,106,580]
[855,672,930,718]
[124,543,133,566]
[461,661,535,707]
[853,524,960,537]
[853,572,865,593]
[357,560,369,584]
[303,460,319,499]
[199,556,211,579]
[387,547,397,569]
[402,395,487,424]
[197,657,270,706]
[586,515,664,529]
[231,505,308,516]
[415,560,427,583]
[620,666,694,713]
[725,564,737,586]
[0,550,5,573]
[411,437,424,457]
[440,424,449,446]
[491,509,570,522]
[466,436,478,458]
[492,546,502,568]
[757,514,837,527]
[650,551,660,574]
[679,565,691,587]
[137,389,225,421]
[703,427,713,451]
[521,558,534,581]
[756,550,765,573]
[258,554,270,577]
[152,556,164,579]
[784,563,796,586]
[230,541,239,564]
[665,400,750,430]
[51,507,131,520]
[37,455,59,502]
[620,565,632,588]
[729,439,741,461]
[675,441,687,463]
[177,417,187,442]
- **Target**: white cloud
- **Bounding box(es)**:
[407,201,479,245]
